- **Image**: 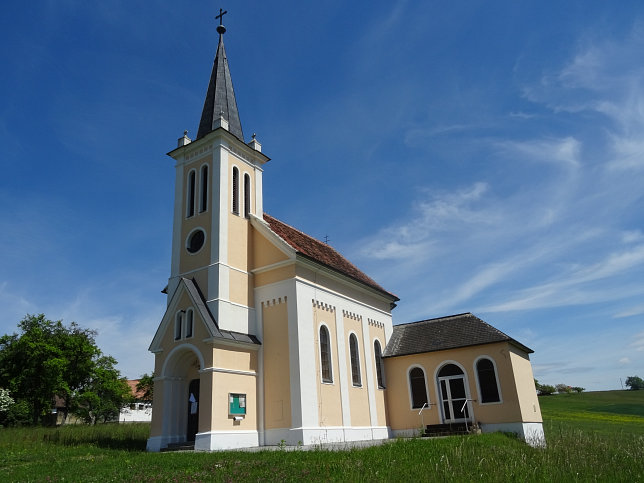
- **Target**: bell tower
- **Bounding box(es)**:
[165,13,269,334]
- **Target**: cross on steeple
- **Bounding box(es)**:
[216,8,227,26]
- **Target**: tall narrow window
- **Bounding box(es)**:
[349,333,361,386]
[409,367,428,408]
[374,340,385,388]
[185,309,194,338]
[476,358,501,403]
[199,165,208,213]
[174,312,183,340]
[244,173,251,218]
[187,170,196,217]
[232,167,239,215]
[319,326,333,383]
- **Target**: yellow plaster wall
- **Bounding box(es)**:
[179,156,212,277]
[509,348,543,422]
[254,264,296,288]
[228,269,251,307]
[209,371,257,431]
[344,316,371,427]
[212,345,257,374]
[384,342,530,432]
[252,227,290,269]
[368,324,388,427]
[262,301,292,429]
[313,306,342,427]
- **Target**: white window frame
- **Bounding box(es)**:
[473,355,503,405]
[407,364,430,410]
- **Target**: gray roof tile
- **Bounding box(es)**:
[383,313,531,357]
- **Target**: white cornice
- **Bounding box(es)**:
[251,259,295,275]
[199,366,257,377]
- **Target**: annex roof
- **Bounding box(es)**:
[383,312,532,357]
[262,213,398,301]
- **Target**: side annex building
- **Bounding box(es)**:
[146,20,544,452]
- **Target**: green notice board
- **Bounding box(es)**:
[229,393,246,415]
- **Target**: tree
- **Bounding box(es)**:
[570,386,585,393]
[625,376,644,391]
[136,373,155,403]
[76,356,131,424]
[556,384,572,394]
[538,384,556,396]
[0,314,129,425]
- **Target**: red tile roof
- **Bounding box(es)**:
[263,213,398,300]
[127,380,146,400]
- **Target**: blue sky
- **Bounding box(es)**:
[1,1,643,391]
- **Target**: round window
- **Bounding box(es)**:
[187,229,205,254]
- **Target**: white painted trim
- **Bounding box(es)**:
[194,430,260,451]
[198,162,209,214]
[200,366,257,376]
[334,306,351,427]
[473,355,503,405]
[231,164,241,215]
[251,259,296,275]
[406,364,430,410]
[480,422,546,447]
[293,275,393,318]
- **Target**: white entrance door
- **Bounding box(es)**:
[437,364,471,423]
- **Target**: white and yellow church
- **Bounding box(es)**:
[146,19,544,452]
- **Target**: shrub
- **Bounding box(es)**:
[625,376,644,390]
[556,384,572,394]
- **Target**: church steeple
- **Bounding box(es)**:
[196,12,244,141]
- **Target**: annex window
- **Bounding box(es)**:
[243,173,251,218]
[199,165,208,213]
[185,309,194,338]
[476,358,501,403]
[409,367,428,409]
[186,170,196,217]
[232,166,239,215]
[349,333,361,386]
[374,340,385,388]
[174,312,183,340]
[319,325,333,383]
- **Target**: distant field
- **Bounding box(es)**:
[1,390,643,481]
[539,389,644,435]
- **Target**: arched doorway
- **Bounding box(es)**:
[437,363,471,423]
[158,344,205,445]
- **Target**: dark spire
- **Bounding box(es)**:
[196,12,244,141]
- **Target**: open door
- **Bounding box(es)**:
[186,378,200,441]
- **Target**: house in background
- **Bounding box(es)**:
[146,17,544,452]
[120,380,152,423]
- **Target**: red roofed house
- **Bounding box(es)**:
[146,19,544,452]
[120,380,152,423]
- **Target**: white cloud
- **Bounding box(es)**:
[496,137,581,168]
[619,357,631,364]
[630,332,644,352]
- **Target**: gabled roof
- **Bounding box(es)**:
[383,313,532,357]
[262,213,398,301]
[197,28,244,141]
[149,278,260,352]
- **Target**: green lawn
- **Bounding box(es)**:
[1,390,643,481]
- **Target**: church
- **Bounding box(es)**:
[146,16,544,452]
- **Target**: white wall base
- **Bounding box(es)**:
[263,426,390,447]
[194,430,260,451]
[480,422,546,447]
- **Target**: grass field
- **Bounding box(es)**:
[1,390,643,481]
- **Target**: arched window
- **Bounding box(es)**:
[185,309,194,338]
[199,165,208,213]
[409,367,428,408]
[187,170,196,217]
[374,340,385,388]
[174,312,183,340]
[244,173,251,218]
[319,326,332,383]
[349,333,361,386]
[232,167,239,215]
[476,358,501,403]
